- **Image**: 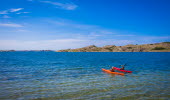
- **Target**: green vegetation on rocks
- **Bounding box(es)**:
[152,47,166,50]
[163,42,170,44]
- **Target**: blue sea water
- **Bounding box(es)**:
[0,52,169,100]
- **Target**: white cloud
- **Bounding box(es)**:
[0,8,24,15]
[0,23,23,27]
[40,1,78,10]
[10,8,24,12]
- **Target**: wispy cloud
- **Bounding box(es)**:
[16,12,30,14]
[15,29,29,32]
[0,10,8,14]
[43,18,139,41]
[0,23,23,27]
[39,0,78,10]
[47,19,98,29]
[0,8,24,15]
[0,8,29,18]
[2,15,11,18]
[114,35,135,36]
[10,8,24,12]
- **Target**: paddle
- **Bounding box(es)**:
[119,63,127,67]
[118,64,127,70]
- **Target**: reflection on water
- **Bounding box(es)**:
[0,52,169,100]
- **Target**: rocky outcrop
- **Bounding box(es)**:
[0,50,15,52]
[57,42,170,52]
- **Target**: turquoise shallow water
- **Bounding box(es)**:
[0,52,170,100]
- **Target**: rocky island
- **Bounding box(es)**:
[57,42,170,52]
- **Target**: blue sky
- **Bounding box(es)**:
[0,0,170,50]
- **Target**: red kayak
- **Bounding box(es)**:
[113,67,132,73]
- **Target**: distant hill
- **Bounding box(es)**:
[57,42,170,52]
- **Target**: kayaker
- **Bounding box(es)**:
[110,67,115,72]
[120,65,125,70]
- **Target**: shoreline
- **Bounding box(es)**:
[1,42,170,52]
